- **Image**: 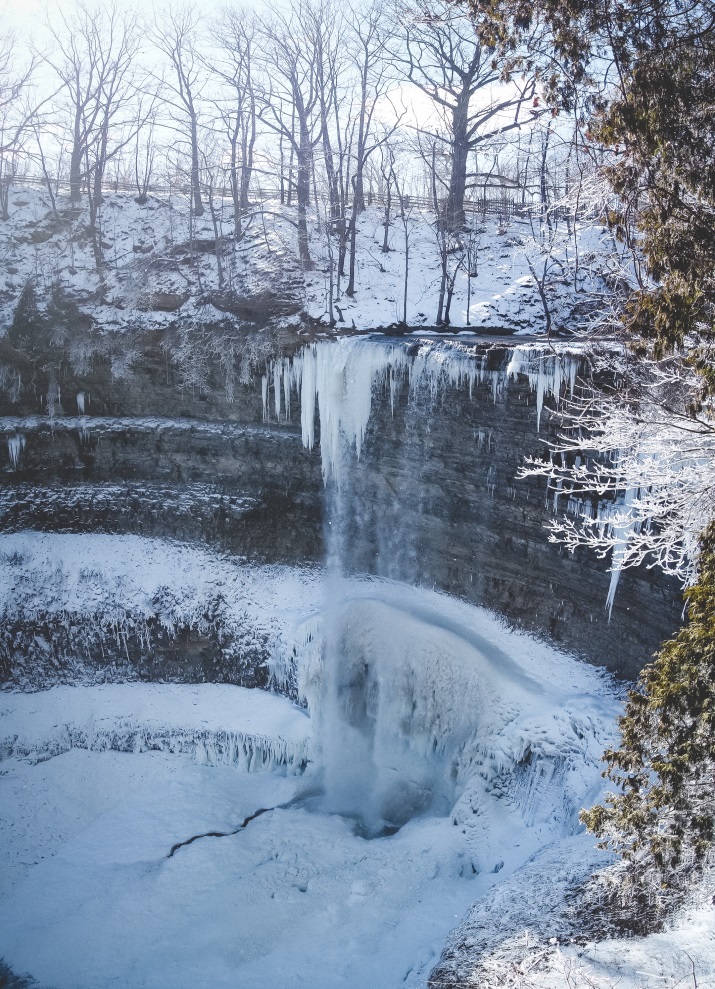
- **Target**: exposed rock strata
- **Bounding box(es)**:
[0,338,681,684]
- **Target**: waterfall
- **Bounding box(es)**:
[265,337,588,833]
[261,337,585,481]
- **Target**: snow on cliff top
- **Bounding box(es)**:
[0,184,618,334]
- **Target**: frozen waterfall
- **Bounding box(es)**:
[261,338,584,482]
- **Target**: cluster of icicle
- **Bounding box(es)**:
[262,339,583,483]
[1,724,310,774]
[6,433,25,469]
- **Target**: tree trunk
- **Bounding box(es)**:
[296,122,313,269]
[69,110,83,207]
[445,92,470,232]
[382,180,391,253]
[190,114,204,217]
[229,134,242,240]
[239,102,255,211]
[346,79,368,295]
[207,178,225,288]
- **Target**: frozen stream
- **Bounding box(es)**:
[0,534,620,989]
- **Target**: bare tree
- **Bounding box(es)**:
[345,0,399,296]
[308,0,345,226]
[151,5,206,217]
[211,7,260,240]
[259,0,329,269]
[404,0,538,231]
[387,140,416,326]
[44,3,145,269]
[133,104,158,204]
[425,139,461,325]
[44,3,141,210]
[0,31,37,220]
[201,143,228,290]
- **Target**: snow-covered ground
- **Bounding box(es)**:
[432,835,715,989]
[0,185,621,334]
[0,527,614,988]
[0,531,712,988]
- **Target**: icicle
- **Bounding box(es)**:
[261,374,268,422]
[273,361,282,421]
[300,347,317,450]
[552,477,563,513]
[76,391,86,415]
[605,566,621,619]
[567,355,579,397]
[7,433,25,468]
[604,486,640,620]
[283,360,291,421]
[287,340,583,483]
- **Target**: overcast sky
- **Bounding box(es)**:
[1,0,234,42]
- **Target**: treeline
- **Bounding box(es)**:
[0,0,601,278]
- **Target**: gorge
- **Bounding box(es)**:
[0,334,691,988]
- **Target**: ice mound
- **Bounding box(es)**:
[0,683,312,774]
[272,582,618,836]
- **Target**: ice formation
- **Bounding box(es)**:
[271,582,616,836]
[600,485,643,618]
[0,684,312,774]
[505,346,580,431]
[260,338,585,482]
[7,432,25,469]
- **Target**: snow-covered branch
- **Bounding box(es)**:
[520,350,715,594]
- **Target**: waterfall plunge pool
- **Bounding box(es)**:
[0,538,621,989]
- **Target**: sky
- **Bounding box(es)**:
[1,0,227,38]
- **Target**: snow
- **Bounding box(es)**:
[431,834,715,989]
[0,532,322,694]
[0,522,634,989]
[0,186,615,335]
[0,683,312,773]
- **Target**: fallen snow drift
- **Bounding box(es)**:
[0,683,312,772]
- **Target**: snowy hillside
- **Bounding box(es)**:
[0,185,622,335]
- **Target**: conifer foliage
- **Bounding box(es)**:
[581,524,715,913]
[467,0,715,357]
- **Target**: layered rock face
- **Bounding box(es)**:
[0,335,681,685]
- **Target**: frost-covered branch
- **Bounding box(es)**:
[520,349,715,593]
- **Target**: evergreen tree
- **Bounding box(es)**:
[580,523,715,914]
[465,0,715,357]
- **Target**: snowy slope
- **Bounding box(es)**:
[430,835,715,989]
[0,186,620,334]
